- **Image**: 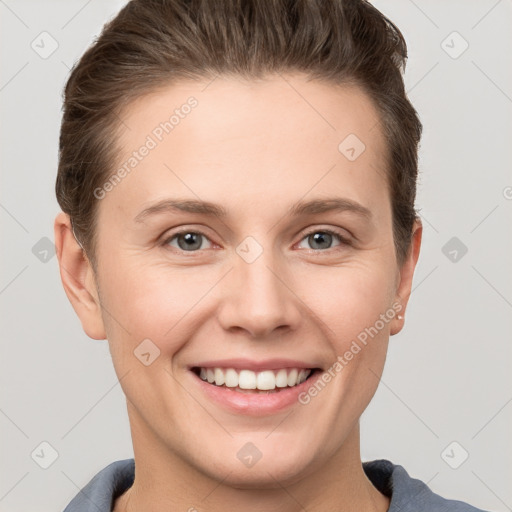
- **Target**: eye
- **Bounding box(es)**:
[163,230,214,252]
[162,228,349,254]
[296,229,349,251]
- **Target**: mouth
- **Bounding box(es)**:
[190,366,323,394]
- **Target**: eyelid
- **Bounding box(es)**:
[295,227,351,251]
[161,227,217,252]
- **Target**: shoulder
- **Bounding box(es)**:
[363,459,493,512]
[62,459,135,512]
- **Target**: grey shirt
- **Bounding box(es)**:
[63,458,491,512]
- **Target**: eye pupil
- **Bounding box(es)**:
[309,232,332,250]
[178,233,202,251]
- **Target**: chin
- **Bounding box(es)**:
[193,440,320,489]
[211,462,311,490]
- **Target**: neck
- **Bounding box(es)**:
[114,405,389,512]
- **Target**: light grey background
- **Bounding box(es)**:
[1,1,511,511]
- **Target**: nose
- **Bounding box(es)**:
[216,246,302,339]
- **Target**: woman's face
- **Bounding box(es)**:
[63,73,420,486]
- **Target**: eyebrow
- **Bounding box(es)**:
[133,197,372,223]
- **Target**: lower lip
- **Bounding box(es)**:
[190,370,322,415]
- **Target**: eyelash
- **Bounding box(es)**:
[161,227,351,254]
[299,228,351,251]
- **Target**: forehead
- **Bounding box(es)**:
[106,73,389,217]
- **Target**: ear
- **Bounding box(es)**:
[390,218,422,336]
[54,211,106,340]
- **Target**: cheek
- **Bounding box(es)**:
[99,266,214,414]
[300,262,395,402]
[306,262,396,340]
[100,263,219,359]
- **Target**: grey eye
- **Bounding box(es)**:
[167,232,212,251]
[297,231,342,251]
[309,232,333,250]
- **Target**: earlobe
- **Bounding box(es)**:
[390,218,423,336]
[54,212,107,340]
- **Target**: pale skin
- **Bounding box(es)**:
[55,73,422,512]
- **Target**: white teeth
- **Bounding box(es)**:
[257,370,276,390]
[275,369,288,388]
[214,368,225,386]
[196,367,313,390]
[287,369,298,387]
[239,369,257,389]
[224,368,239,388]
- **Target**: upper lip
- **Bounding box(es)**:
[189,358,321,372]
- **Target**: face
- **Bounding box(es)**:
[57,73,421,487]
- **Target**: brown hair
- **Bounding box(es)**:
[56,0,422,271]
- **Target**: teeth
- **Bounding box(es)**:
[275,369,288,388]
[196,367,313,390]
[214,368,225,386]
[225,368,238,388]
[287,369,298,387]
[239,370,256,389]
[257,370,276,390]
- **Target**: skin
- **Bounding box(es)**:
[54,73,422,512]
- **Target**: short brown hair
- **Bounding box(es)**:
[56,0,422,271]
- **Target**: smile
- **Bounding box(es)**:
[187,358,324,414]
[192,367,316,393]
